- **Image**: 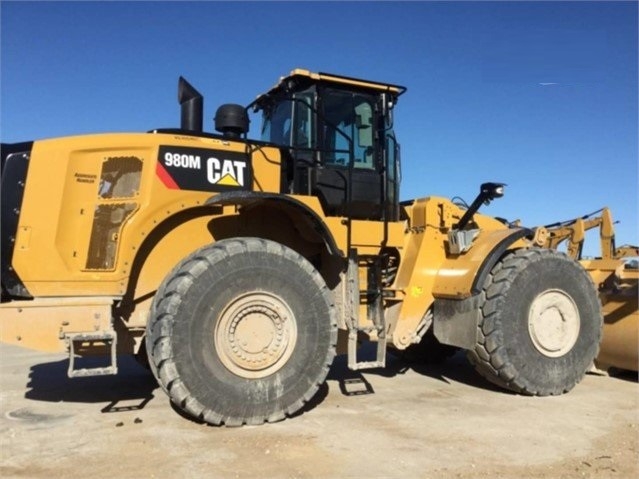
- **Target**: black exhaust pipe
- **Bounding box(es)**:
[178,76,203,132]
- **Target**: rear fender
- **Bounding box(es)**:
[123,192,343,332]
[205,191,342,257]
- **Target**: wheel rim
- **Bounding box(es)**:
[215,292,298,379]
[528,289,580,358]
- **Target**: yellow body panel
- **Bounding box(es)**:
[12,133,285,297]
[0,297,115,353]
[432,228,527,298]
[389,197,518,347]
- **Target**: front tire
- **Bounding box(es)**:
[146,238,337,426]
[467,248,602,395]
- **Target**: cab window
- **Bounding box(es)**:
[261,100,292,145]
[321,89,375,169]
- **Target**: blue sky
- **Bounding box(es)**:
[1,1,637,255]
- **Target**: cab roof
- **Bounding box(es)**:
[252,68,407,108]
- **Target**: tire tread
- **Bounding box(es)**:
[146,237,337,426]
[468,248,602,396]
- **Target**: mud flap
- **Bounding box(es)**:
[433,295,481,350]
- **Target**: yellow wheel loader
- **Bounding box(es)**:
[1,70,604,425]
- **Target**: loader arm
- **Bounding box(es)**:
[544,207,616,260]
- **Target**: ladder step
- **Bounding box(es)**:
[67,332,116,342]
[348,361,385,371]
[69,366,118,378]
[66,331,118,378]
[347,330,387,371]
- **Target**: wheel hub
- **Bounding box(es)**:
[215,292,297,378]
[528,289,580,358]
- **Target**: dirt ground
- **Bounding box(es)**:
[1,342,637,479]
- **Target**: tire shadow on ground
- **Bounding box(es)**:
[23,353,331,425]
[24,354,158,411]
[327,342,505,395]
[605,368,638,383]
[22,342,509,422]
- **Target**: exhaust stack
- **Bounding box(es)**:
[178,77,203,132]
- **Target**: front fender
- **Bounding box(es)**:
[432,227,532,299]
[431,227,533,349]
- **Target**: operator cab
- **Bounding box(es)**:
[251,69,406,222]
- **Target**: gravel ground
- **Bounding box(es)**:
[1,342,637,479]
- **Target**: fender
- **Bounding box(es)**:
[205,191,344,257]
[432,227,533,349]
[471,227,533,294]
[432,227,533,299]
[121,191,344,333]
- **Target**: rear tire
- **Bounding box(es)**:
[146,238,337,426]
[467,248,602,395]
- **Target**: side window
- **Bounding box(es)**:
[260,90,315,153]
[292,94,313,149]
[354,100,374,169]
[261,100,292,145]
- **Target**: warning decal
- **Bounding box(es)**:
[157,145,252,192]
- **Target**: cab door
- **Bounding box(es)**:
[312,88,384,220]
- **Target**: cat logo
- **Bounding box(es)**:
[206,157,247,187]
[158,146,252,192]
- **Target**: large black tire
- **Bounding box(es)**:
[146,238,337,426]
[467,248,602,395]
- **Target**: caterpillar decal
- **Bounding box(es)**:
[157,145,251,192]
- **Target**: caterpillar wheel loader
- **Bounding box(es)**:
[1,69,603,426]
